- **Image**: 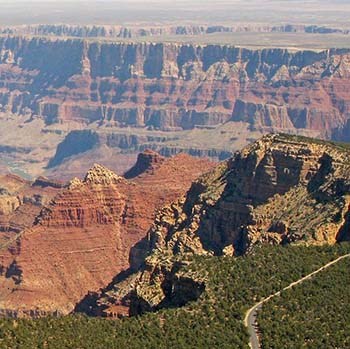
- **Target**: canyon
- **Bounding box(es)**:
[0,26,350,320]
[0,1,349,347]
[0,134,349,318]
[0,151,213,316]
[94,134,350,316]
[0,36,350,179]
[0,37,349,137]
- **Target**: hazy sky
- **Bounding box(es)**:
[0,1,348,27]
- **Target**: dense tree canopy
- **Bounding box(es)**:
[0,243,349,348]
[259,257,350,348]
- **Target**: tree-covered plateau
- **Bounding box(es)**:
[258,256,350,349]
[0,243,349,349]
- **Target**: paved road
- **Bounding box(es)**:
[244,253,350,349]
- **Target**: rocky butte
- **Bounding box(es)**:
[94,134,350,316]
[0,151,213,317]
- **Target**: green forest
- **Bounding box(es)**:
[259,255,350,348]
[0,243,349,349]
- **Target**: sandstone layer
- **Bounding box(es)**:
[96,134,350,316]
[0,37,349,141]
[1,37,350,180]
[0,151,213,317]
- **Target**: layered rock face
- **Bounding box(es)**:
[0,36,350,139]
[144,134,350,257]
[97,134,350,315]
[0,152,213,316]
[0,174,62,234]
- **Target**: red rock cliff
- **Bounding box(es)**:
[0,37,350,139]
[0,152,213,316]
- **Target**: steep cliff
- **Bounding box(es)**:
[0,152,213,316]
[0,36,349,139]
[47,130,100,168]
[96,134,350,315]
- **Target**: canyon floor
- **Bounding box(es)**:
[0,113,320,181]
[0,112,266,180]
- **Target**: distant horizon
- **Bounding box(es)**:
[0,0,348,27]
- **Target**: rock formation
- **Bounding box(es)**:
[1,36,350,180]
[147,134,350,256]
[0,152,213,317]
[124,150,166,179]
[47,129,232,177]
[0,36,349,140]
[96,134,350,316]
[0,174,61,234]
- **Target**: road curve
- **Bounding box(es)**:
[244,253,350,349]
